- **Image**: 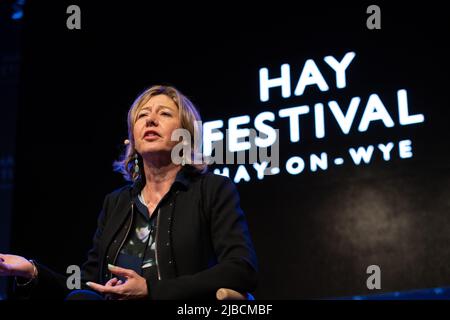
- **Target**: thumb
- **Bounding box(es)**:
[108,264,135,278]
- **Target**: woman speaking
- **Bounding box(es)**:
[0,85,258,300]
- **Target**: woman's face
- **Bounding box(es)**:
[133,94,181,157]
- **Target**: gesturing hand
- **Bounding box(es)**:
[86,264,149,300]
[0,253,36,279]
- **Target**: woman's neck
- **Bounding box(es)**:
[141,153,181,195]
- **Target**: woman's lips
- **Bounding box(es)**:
[143,133,160,140]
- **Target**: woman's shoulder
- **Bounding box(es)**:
[196,171,238,195]
[102,170,237,201]
[103,183,134,203]
[203,171,232,183]
[183,166,232,187]
[196,171,242,211]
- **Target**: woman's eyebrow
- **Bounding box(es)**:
[139,105,175,112]
[157,104,176,111]
[138,106,150,113]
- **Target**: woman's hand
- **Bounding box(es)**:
[103,277,124,300]
[86,264,149,300]
[0,253,36,279]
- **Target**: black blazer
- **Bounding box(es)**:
[16,167,258,300]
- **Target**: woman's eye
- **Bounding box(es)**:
[137,113,147,119]
[161,112,171,116]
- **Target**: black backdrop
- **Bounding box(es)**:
[10,2,450,299]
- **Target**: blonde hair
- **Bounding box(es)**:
[113,85,207,181]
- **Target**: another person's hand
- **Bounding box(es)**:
[86,264,148,300]
[0,253,36,279]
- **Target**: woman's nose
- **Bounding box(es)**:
[146,114,158,126]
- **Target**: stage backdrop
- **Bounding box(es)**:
[10,2,450,298]
[0,0,24,300]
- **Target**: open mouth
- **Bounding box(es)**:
[143,130,161,140]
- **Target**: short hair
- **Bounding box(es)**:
[113,85,207,181]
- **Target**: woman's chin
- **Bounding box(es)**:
[139,148,172,157]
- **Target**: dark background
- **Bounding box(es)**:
[4,1,450,299]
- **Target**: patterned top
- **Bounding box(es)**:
[115,192,158,283]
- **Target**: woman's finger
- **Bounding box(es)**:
[108,264,135,278]
[0,261,11,272]
[105,278,118,287]
[86,281,120,294]
[0,262,12,276]
[86,281,106,293]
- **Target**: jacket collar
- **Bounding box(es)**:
[130,165,195,197]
